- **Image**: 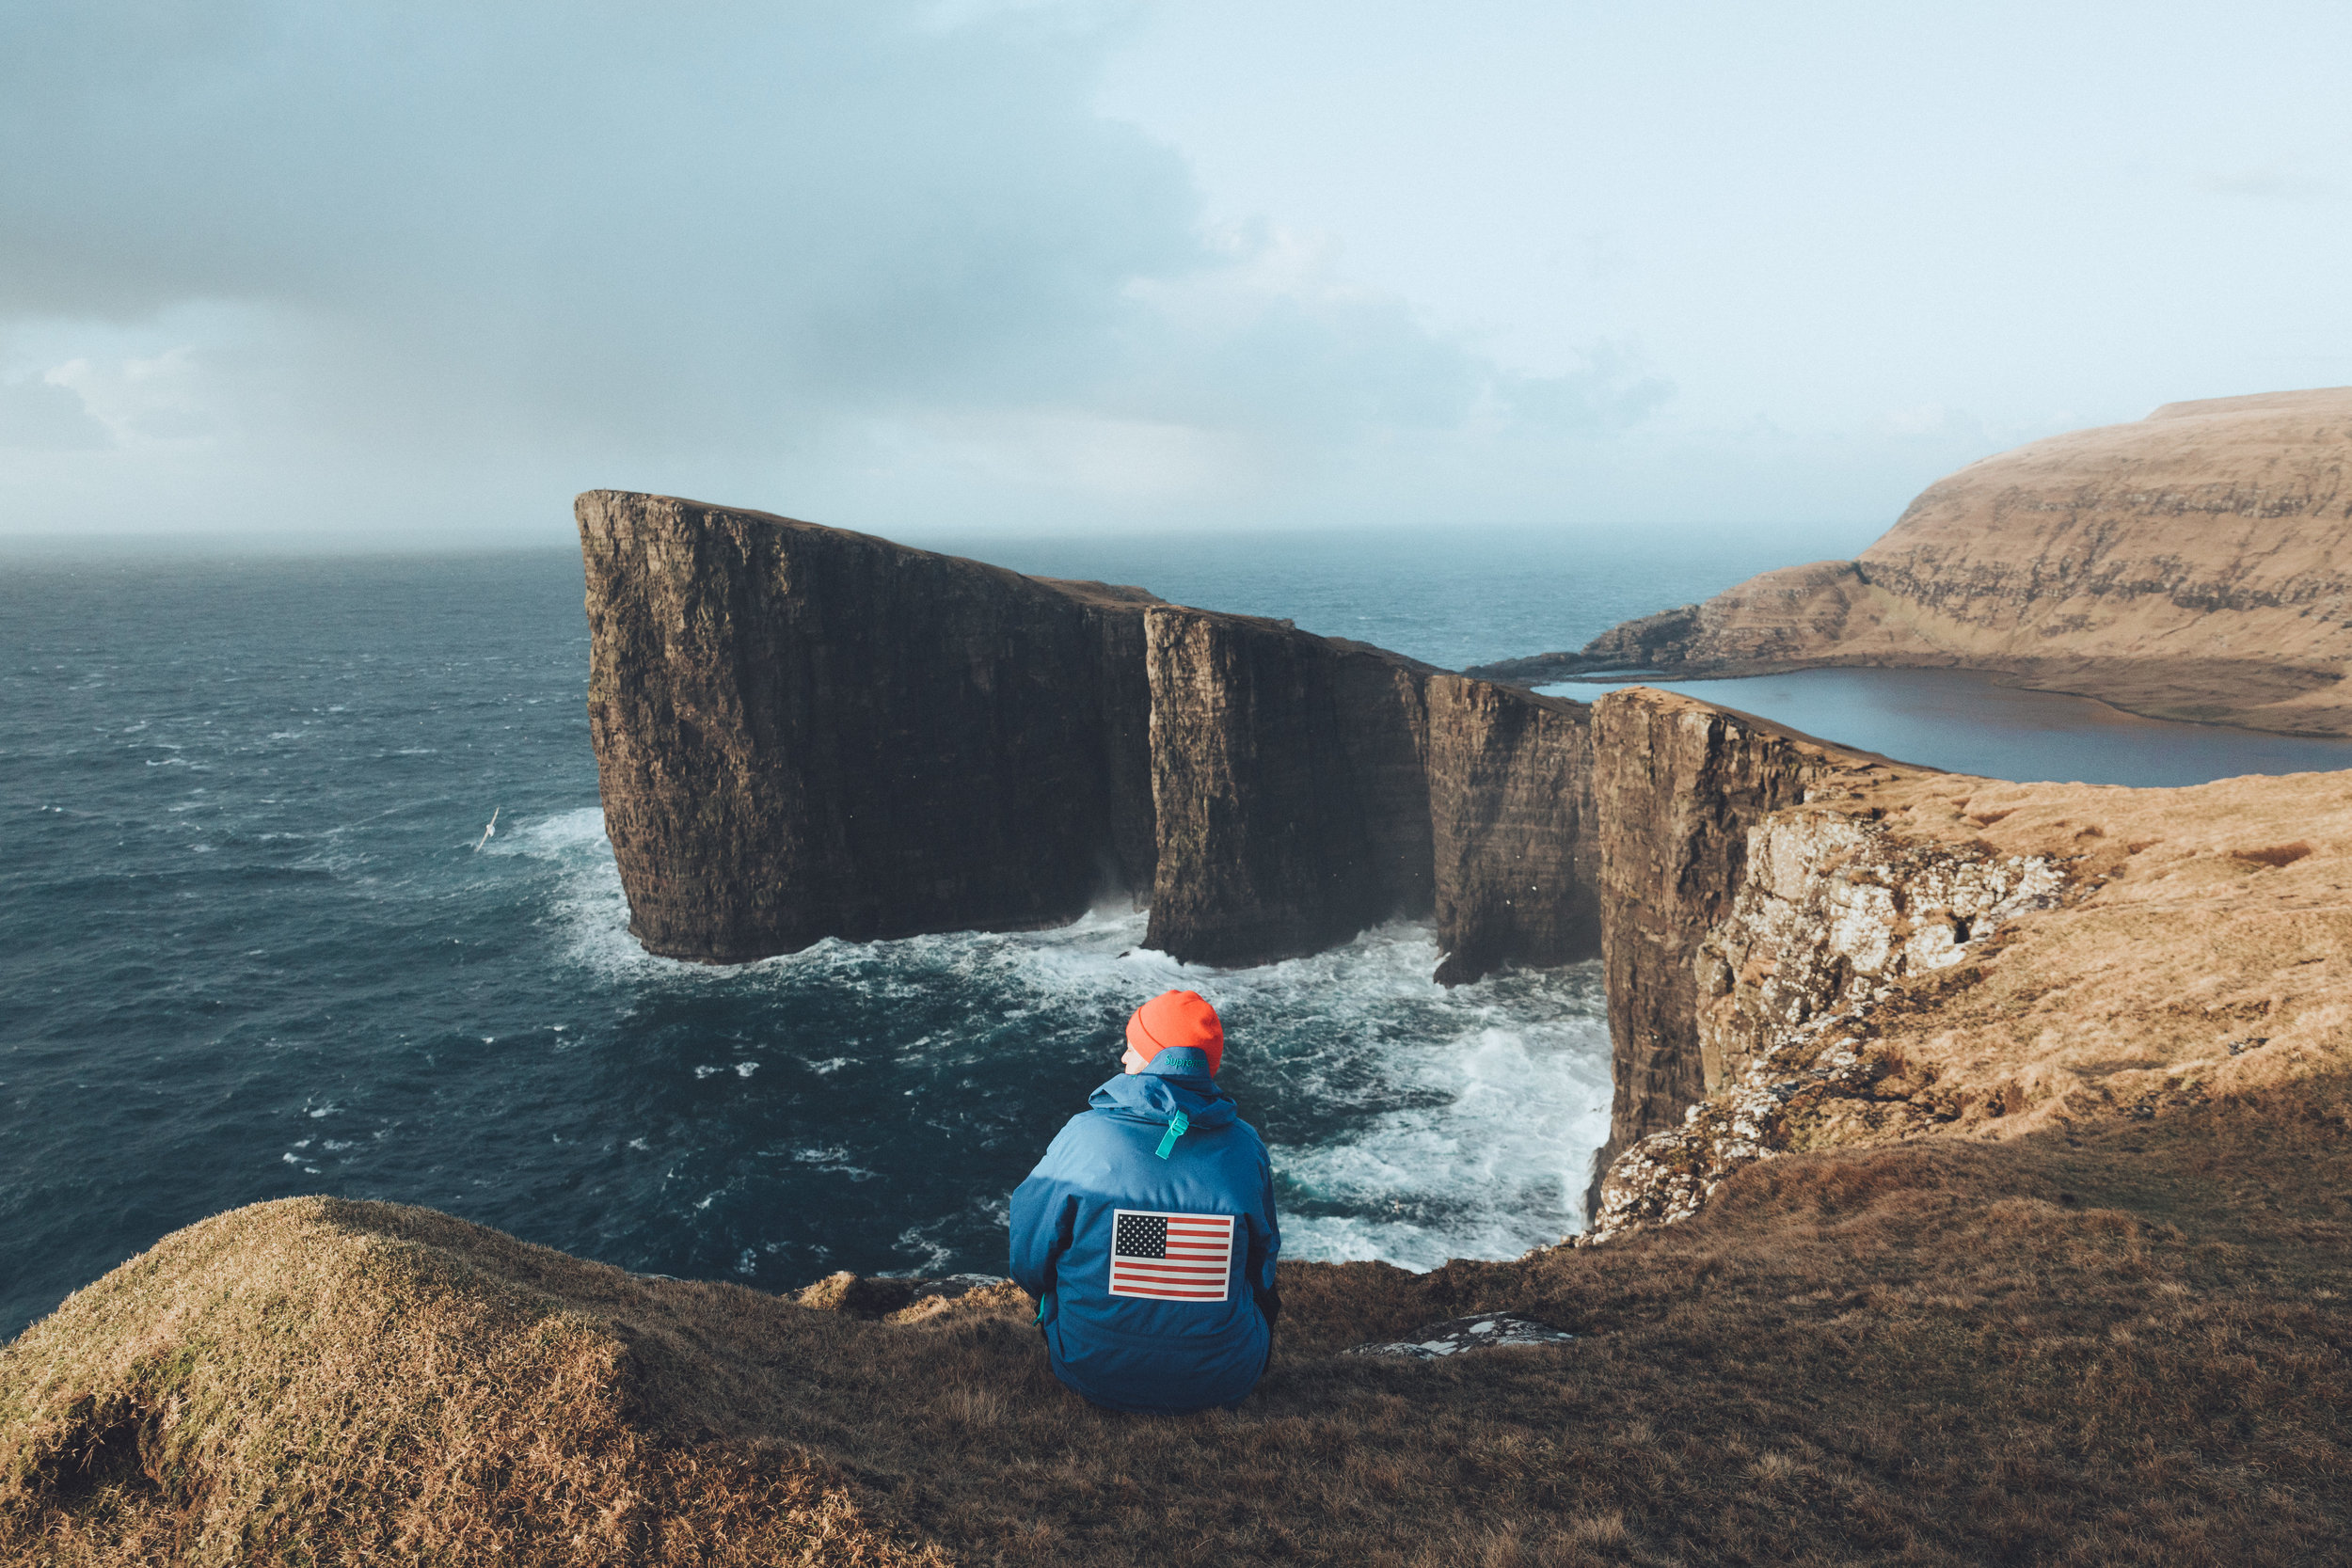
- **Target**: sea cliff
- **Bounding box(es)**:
[579,493,1949,1185]
[579,491,1598,985]
[581,493,2352,1238]
[579,491,1160,961]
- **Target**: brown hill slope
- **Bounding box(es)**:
[1474,388,2352,734]
[8,1104,2351,1565]
[0,1198,945,1567]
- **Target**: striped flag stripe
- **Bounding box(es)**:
[1120,1259,1232,1278]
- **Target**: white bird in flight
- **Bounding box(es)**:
[473,806,500,852]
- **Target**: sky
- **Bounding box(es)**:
[2,0,2347,548]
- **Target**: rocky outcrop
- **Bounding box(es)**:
[1425,675,1599,985]
[1471,388,2352,734]
[1343,1312,1577,1359]
[1581,752,2352,1246]
[578,491,1158,961]
[1583,810,2064,1244]
[1584,689,1891,1192]
[1141,609,1438,966]
[1139,611,1601,975]
[1692,813,2065,1093]
[580,492,1598,980]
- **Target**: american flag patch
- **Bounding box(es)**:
[1108,1209,1234,1301]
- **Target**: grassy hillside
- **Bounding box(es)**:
[8,1068,2349,1566]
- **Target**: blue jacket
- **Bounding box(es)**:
[1009,1056,1279,1414]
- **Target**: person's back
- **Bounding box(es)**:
[1009,990,1279,1414]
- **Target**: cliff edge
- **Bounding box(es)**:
[1584,730,2352,1245]
[580,491,1160,961]
[1473,387,2352,734]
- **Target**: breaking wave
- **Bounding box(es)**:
[507,807,1611,1271]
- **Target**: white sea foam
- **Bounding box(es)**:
[507,807,1613,1269]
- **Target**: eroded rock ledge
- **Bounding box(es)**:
[1582,759,2352,1243]
[1586,810,2066,1243]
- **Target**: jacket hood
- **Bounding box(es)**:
[1088,1066,1238,1128]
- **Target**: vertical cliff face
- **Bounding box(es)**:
[1136,609,1604,977]
[1139,608,1436,967]
[1587,689,1883,1186]
[1582,798,2069,1245]
[581,492,1605,981]
[586,493,2047,1244]
[1425,675,1599,986]
[578,491,1157,960]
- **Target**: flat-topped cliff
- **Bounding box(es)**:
[1474,387,2352,734]
[580,491,1160,960]
[580,495,1906,1176]
[580,491,1597,982]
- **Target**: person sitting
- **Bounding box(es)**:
[1008,989,1280,1414]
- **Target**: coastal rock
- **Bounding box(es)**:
[1343,1312,1577,1359]
[1693,811,2065,1092]
[578,491,1157,961]
[1425,674,1599,984]
[1581,756,2352,1244]
[1140,613,1602,976]
[1585,689,1888,1195]
[1471,388,2352,734]
[1582,812,2064,1245]
[1141,608,1438,966]
[580,491,1601,978]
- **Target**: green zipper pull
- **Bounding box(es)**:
[1154,1110,1190,1160]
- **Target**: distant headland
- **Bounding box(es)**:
[1470,387,2352,736]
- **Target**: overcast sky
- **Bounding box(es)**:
[3,0,2347,547]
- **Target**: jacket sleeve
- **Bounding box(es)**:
[1245,1141,1280,1320]
[1008,1126,1081,1303]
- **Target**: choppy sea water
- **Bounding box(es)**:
[7,524,2340,1339]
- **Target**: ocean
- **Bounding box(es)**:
[8,524,2347,1339]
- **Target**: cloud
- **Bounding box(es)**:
[0,0,1669,536]
[2190,165,2336,203]
[0,374,111,451]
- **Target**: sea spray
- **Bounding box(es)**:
[513,806,1613,1272]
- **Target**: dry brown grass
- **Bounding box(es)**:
[0,1200,944,1566]
[1778,767,2352,1148]
[8,1067,2350,1565]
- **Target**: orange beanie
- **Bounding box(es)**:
[1125,990,1224,1076]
